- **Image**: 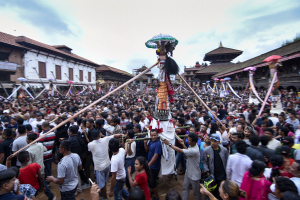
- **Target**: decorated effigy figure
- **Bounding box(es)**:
[145,34,179,175]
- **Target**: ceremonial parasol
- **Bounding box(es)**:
[145,34,178,49]
[67,81,74,84]
[213,78,219,81]
[48,78,55,82]
[224,77,231,81]
[17,77,27,82]
[220,79,225,82]
[263,55,282,62]
[244,66,256,71]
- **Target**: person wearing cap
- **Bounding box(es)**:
[1,110,11,127]
[0,169,27,199]
[202,133,228,199]
[275,136,296,159]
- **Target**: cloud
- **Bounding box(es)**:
[0,0,299,77]
[0,0,76,36]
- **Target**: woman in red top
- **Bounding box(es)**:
[279,145,295,178]
[127,156,151,200]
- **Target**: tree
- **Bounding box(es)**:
[281,33,300,47]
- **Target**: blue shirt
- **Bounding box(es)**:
[1,116,12,123]
[199,142,206,170]
[7,123,18,130]
[147,139,162,170]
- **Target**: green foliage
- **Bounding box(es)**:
[281,33,300,47]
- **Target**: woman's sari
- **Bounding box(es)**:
[239,171,272,200]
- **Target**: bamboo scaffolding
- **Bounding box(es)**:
[131,126,190,137]
[258,72,278,116]
[12,62,158,156]
[177,73,224,126]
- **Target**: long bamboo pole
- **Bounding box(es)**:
[50,112,66,123]
[258,72,277,116]
[249,73,263,102]
[177,73,224,126]
[12,62,158,156]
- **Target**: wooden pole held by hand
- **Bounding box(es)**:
[12,62,158,157]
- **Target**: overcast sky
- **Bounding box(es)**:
[1,0,300,76]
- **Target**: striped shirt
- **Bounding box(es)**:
[39,130,56,161]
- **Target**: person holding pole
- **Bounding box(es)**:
[163,132,202,200]
[144,129,161,200]
[46,140,82,200]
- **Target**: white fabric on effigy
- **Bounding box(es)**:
[149,117,176,176]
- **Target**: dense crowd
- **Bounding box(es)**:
[0,89,300,200]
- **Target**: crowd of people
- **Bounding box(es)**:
[0,88,300,200]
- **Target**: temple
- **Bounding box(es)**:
[193,42,243,85]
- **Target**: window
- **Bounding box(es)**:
[38,62,46,78]
[55,65,61,80]
[79,70,83,81]
[186,71,190,75]
[88,72,91,82]
[69,68,73,81]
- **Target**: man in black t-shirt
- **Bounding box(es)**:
[0,129,14,165]
[95,119,106,137]
[202,133,228,199]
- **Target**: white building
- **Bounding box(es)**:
[15,36,98,93]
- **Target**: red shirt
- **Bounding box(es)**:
[19,163,41,190]
[135,171,150,200]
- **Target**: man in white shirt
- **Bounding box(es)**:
[31,113,45,132]
[198,111,206,125]
[108,138,129,199]
[139,113,148,131]
[227,140,253,186]
[104,116,114,136]
[264,128,281,150]
[88,131,122,200]
[243,107,251,123]
[269,113,279,126]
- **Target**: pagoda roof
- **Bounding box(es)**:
[97,65,134,77]
[212,39,300,78]
[195,62,234,75]
[204,42,243,62]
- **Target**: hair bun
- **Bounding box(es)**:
[238,189,247,198]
